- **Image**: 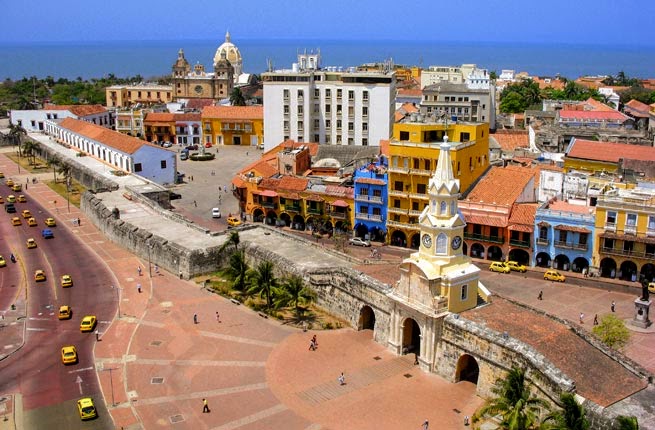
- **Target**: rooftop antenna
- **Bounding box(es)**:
[266,58,273,72]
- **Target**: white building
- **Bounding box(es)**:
[10,105,112,132]
[44,117,176,186]
[262,52,395,151]
[421,64,490,90]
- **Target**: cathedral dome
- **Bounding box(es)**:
[213,31,243,76]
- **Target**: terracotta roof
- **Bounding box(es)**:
[548,200,595,215]
[231,176,247,188]
[559,110,628,121]
[567,139,655,163]
[278,176,309,192]
[279,192,300,200]
[465,166,536,206]
[324,185,353,198]
[584,97,616,112]
[397,89,423,97]
[355,177,386,185]
[379,139,390,157]
[464,214,506,227]
[185,98,215,109]
[624,99,651,118]
[247,158,278,179]
[144,112,175,122]
[44,104,107,117]
[394,111,405,122]
[508,203,538,226]
[554,225,591,233]
[174,112,202,121]
[491,130,529,151]
[201,105,263,120]
[59,117,153,154]
[463,297,647,407]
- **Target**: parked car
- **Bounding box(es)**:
[212,208,221,218]
[648,282,655,294]
[185,144,198,150]
[489,262,510,274]
[204,142,212,148]
[162,142,173,148]
[349,237,371,247]
[544,270,566,282]
[506,261,527,273]
[180,152,188,161]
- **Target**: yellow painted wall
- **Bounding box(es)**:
[445,280,479,313]
[564,158,617,175]
[203,118,264,146]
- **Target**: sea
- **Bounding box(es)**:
[1,39,654,81]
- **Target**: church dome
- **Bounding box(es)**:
[213,31,242,76]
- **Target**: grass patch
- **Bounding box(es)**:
[44,179,86,208]
[5,153,49,173]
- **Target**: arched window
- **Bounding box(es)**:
[451,201,456,216]
[440,201,447,215]
[436,233,448,254]
[431,200,436,213]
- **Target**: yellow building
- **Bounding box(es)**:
[387,120,490,248]
[105,84,172,108]
[201,106,263,146]
[593,187,655,283]
[565,138,655,176]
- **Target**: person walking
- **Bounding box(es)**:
[611,301,616,312]
[137,266,142,276]
[593,314,599,326]
[154,264,159,274]
[579,313,584,324]
[193,313,198,324]
[137,283,142,293]
[338,372,345,386]
[422,419,429,430]
[309,338,316,351]
[537,290,543,300]
[95,329,100,341]
[77,218,81,226]
[202,398,210,413]
[193,200,197,207]
[216,312,221,323]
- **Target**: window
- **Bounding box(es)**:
[325,104,331,113]
[283,121,289,130]
[436,233,447,254]
[363,91,369,101]
[440,201,447,214]
[297,121,304,130]
[348,138,354,145]
[416,184,426,194]
[649,215,655,230]
[160,160,167,169]
[450,201,456,215]
[362,122,368,131]
[337,89,342,99]
[337,104,342,114]
[283,89,290,99]
[348,106,354,117]
[362,138,368,146]
[326,120,331,129]
[539,227,548,240]
[626,213,637,226]
[362,106,368,117]
[399,131,409,140]
[297,105,303,115]
[134,163,143,172]
[348,90,354,100]
[394,181,404,192]
[624,240,634,253]
[606,211,617,224]
[336,119,342,130]
[348,122,354,131]
[559,230,568,243]
[360,205,369,214]
[314,89,320,98]
[460,132,470,142]
[313,119,320,128]
[297,90,304,99]
[393,199,401,208]
[461,285,468,301]
[579,233,588,246]
[284,105,289,114]
[326,89,331,98]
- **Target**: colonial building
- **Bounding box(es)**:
[143,112,202,145]
[262,52,395,151]
[11,105,112,132]
[421,64,490,89]
[201,106,263,146]
[353,157,388,242]
[105,83,173,108]
[114,108,151,138]
[387,120,489,248]
[420,82,496,127]
[564,138,655,179]
[44,118,176,185]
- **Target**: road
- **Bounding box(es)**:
[0,181,115,429]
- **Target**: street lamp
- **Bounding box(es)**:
[111,285,122,319]
[148,244,153,278]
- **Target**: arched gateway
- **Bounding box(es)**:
[358,305,376,331]
[455,354,480,384]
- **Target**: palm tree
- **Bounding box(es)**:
[474,367,549,430]
[225,250,249,293]
[58,161,71,185]
[49,156,61,183]
[22,140,39,165]
[615,416,639,430]
[8,123,26,153]
[219,230,240,255]
[542,392,589,430]
[273,275,316,318]
[247,260,277,312]
[229,87,246,106]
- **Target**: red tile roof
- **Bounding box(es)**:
[548,200,595,215]
[144,112,175,122]
[464,214,506,227]
[44,104,107,117]
[584,97,616,112]
[508,203,538,226]
[397,89,423,97]
[278,176,309,192]
[185,98,215,109]
[465,166,536,206]
[202,105,263,120]
[59,118,153,154]
[559,110,628,121]
[624,99,651,118]
[355,177,386,185]
[174,112,201,121]
[567,139,655,163]
[491,130,529,151]
[324,185,353,198]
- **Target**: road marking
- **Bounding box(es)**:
[76,375,83,395]
[68,366,94,374]
[26,328,48,332]
[28,317,50,321]
[211,404,288,430]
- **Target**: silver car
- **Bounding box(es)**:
[349,237,371,247]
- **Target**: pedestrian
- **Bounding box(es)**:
[26,178,29,184]
[216,312,221,323]
[179,270,183,279]
[246,151,249,156]
[579,313,584,324]
[582,267,588,278]
[218,194,222,203]
[202,398,210,413]
[611,301,616,312]
[137,283,142,293]
[464,415,470,426]
[311,335,318,348]
[77,218,81,226]
[302,321,307,332]
[537,290,543,300]
[95,329,100,341]
[137,266,142,276]
[593,314,599,326]
[309,338,316,351]
[414,353,419,365]
[154,264,159,274]
[193,200,197,207]
[338,372,345,386]
[224,185,227,193]
[422,419,429,430]
[193,313,198,324]
[25,183,27,190]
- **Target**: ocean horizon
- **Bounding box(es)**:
[1,38,654,81]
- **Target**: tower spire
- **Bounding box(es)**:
[429,134,459,195]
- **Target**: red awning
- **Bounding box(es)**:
[260,190,278,197]
[331,199,349,207]
[508,224,534,232]
[555,225,591,233]
[176,123,188,126]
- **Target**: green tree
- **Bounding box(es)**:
[8,123,26,152]
[48,156,61,183]
[273,275,316,318]
[247,260,277,312]
[229,87,246,106]
[225,250,249,293]
[592,314,630,349]
[474,367,550,430]
[22,139,39,165]
[500,92,527,113]
[615,415,639,430]
[219,230,240,254]
[542,392,589,430]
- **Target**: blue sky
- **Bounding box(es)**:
[1,0,654,45]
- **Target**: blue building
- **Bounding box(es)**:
[353,157,388,242]
[533,199,595,273]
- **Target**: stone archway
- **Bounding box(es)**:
[455,354,480,384]
[640,263,655,282]
[292,214,305,230]
[355,223,369,239]
[600,257,617,278]
[487,246,502,261]
[572,257,589,274]
[619,260,638,282]
[410,233,421,249]
[390,230,407,247]
[536,252,551,268]
[252,208,265,223]
[508,249,530,265]
[470,243,485,259]
[279,212,291,227]
[402,318,421,356]
[358,305,376,331]
[554,254,570,271]
[305,216,317,231]
[265,210,278,226]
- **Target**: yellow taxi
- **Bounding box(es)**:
[648,282,655,294]
[0,172,4,178]
[61,345,78,365]
[44,217,56,227]
[11,217,21,226]
[21,209,32,218]
[27,217,37,227]
[61,274,73,288]
[77,397,97,420]
[80,315,97,332]
[26,238,37,249]
[12,184,22,192]
[506,261,527,273]
[17,195,26,203]
[5,179,14,187]
[6,195,16,203]
[34,269,46,282]
[0,256,5,267]
[58,305,72,320]
[227,216,242,228]
[0,196,3,204]
[544,270,566,282]
[489,261,510,274]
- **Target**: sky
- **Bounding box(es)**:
[1,0,654,46]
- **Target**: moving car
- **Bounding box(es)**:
[12,184,22,192]
[61,345,78,365]
[77,397,97,420]
[34,270,46,282]
[506,261,527,273]
[349,237,371,247]
[27,217,37,227]
[6,195,15,203]
[58,305,72,320]
[11,217,21,226]
[17,195,26,203]
[80,315,97,332]
[44,217,56,227]
[0,196,3,204]
[227,216,242,228]
[26,238,37,249]
[21,209,32,218]
[211,208,221,218]
[41,229,54,239]
[489,262,510,274]
[61,274,73,288]
[544,270,566,282]
[0,256,5,267]
[5,203,15,213]
[5,179,14,187]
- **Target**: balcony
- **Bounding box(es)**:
[647,228,655,237]
[554,240,572,249]
[536,237,549,246]
[261,201,277,209]
[306,207,323,215]
[408,192,428,200]
[624,224,637,235]
[571,243,588,251]
[464,232,505,244]
[408,209,424,217]
[409,168,431,176]
[330,211,347,219]
[388,166,409,174]
[355,195,383,203]
[388,207,408,215]
[389,190,408,198]
[509,238,531,248]
[600,247,646,258]
[604,222,616,232]
[355,213,383,222]
[284,205,301,213]
[387,220,420,230]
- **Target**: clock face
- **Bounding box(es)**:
[194,85,203,94]
[452,235,462,250]
[422,234,432,248]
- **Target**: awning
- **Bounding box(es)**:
[231,177,246,188]
[280,193,300,200]
[508,224,534,232]
[537,221,551,227]
[555,225,591,234]
[331,200,349,208]
[601,232,655,244]
[176,123,188,126]
[304,195,324,202]
[464,215,507,227]
[260,190,278,198]
[146,122,171,127]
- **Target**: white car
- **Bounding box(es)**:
[349,237,371,247]
[212,208,221,218]
[162,142,173,148]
